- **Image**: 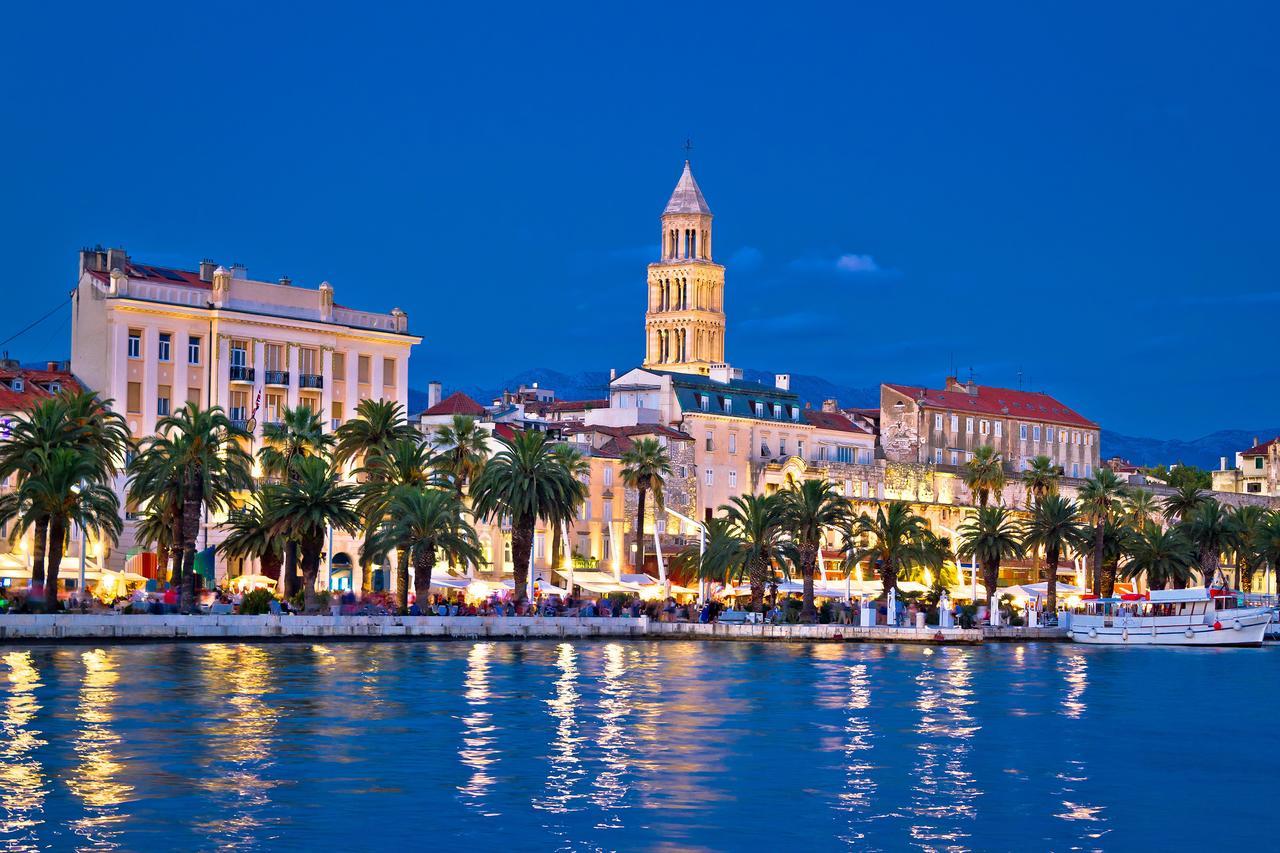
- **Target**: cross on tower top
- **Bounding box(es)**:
[683,138,693,155]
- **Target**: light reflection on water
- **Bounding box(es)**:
[0,641,1270,850]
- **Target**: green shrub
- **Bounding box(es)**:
[240,588,276,615]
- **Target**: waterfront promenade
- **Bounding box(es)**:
[0,614,990,644]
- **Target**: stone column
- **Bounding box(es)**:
[286,344,300,410]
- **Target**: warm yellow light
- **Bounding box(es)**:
[855,566,863,583]
[923,569,933,587]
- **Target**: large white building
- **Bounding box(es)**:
[71,246,421,580]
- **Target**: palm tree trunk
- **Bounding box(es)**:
[169,510,184,587]
[360,553,374,595]
[1092,522,1105,595]
[262,549,282,581]
[301,533,323,613]
[30,514,48,610]
[1101,559,1118,599]
[1200,548,1217,588]
[511,519,533,604]
[45,516,66,612]
[749,553,767,612]
[1240,559,1252,593]
[550,517,562,576]
[983,557,1000,604]
[281,542,298,601]
[880,557,897,604]
[413,542,437,612]
[1045,548,1059,613]
[180,479,203,614]
[800,544,818,624]
[395,546,409,613]
[635,486,647,571]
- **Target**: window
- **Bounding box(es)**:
[723,398,732,414]
[857,448,873,464]
[950,414,959,432]
[11,378,23,393]
[779,438,787,456]
[705,468,714,486]
[331,401,343,430]
[935,448,943,463]
[1061,429,1068,445]
[332,351,346,377]
[950,451,959,465]
[603,467,613,487]
[230,390,248,421]
[979,419,989,435]
[791,408,799,422]
[728,470,737,489]
[157,333,171,362]
[835,446,854,463]
[676,465,686,478]
[265,344,284,372]
[357,355,371,384]
[230,341,248,367]
[1019,424,1027,440]
[299,348,318,375]
[188,336,201,364]
[965,417,974,434]
[382,358,396,387]
[1256,457,1265,470]
[1086,433,1093,446]
[156,385,171,417]
[1248,482,1262,493]
[127,330,141,359]
[934,414,943,432]
[760,442,769,457]
[1033,426,1041,442]
[844,479,853,497]
[699,395,709,412]
[796,440,804,460]
[728,433,737,454]
[1046,427,1055,444]
[1084,463,1093,478]
[994,421,1002,438]
[705,431,714,452]
[126,382,141,414]
[1073,431,1080,445]
[753,402,764,417]
[1071,463,1080,478]
[604,500,613,521]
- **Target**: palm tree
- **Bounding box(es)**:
[1078,469,1128,595]
[333,399,417,470]
[1162,484,1208,524]
[1124,488,1162,531]
[0,391,129,608]
[219,493,284,582]
[717,494,791,612]
[367,486,482,612]
[780,478,848,623]
[470,430,585,604]
[1227,504,1268,591]
[1098,518,1133,599]
[962,445,1005,507]
[260,405,335,598]
[1184,499,1233,587]
[1256,513,1280,595]
[548,443,589,578]
[620,437,672,572]
[1020,494,1085,611]
[356,436,438,598]
[126,436,185,585]
[132,495,179,584]
[957,505,1025,603]
[1121,525,1196,591]
[142,403,253,611]
[264,457,361,612]
[1022,455,1059,507]
[844,501,933,603]
[432,414,490,497]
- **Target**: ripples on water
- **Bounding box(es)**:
[0,641,1273,851]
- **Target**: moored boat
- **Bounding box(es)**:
[1069,588,1273,647]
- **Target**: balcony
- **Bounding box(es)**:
[330,418,342,431]
[264,370,290,386]
[229,365,255,383]
[230,418,249,432]
[299,373,323,389]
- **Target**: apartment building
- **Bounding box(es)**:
[71,246,420,575]
[1213,436,1280,497]
[880,377,1101,479]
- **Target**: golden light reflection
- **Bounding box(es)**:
[536,643,585,815]
[835,662,876,844]
[909,650,979,848]
[458,642,498,813]
[192,644,281,847]
[68,649,133,847]
[591,642,635,814]
[1055,652,1107,840]
[0,651,47,848]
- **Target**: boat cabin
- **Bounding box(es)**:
[1079,588,1244,621]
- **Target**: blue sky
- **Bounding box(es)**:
[2,1,1277,438]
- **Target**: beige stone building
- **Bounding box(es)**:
[1212,436,1280,496]
[71,246,420,580]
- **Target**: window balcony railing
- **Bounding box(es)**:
[263,370,290,386]
[330,418,342,431]
[299,373,323,389]
[230,418,249,431]
[229,365,254,382]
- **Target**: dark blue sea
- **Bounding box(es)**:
[0,640,1272,851]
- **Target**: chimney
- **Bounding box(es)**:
[1221,456,1228,471]
[945,375,962,392]
[278,275,292,287]
[709,364,732,384]
[80,245,109,274]
[1253,436,1259,448]
[609,368,617,381]
[199,259,217,282]
[106,247,129,273]
[822,398,838,413]
[775,373,791,391]
[230,263,248,279]
[427,381,442,409]
[966,379,977,395]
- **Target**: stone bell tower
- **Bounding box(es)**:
[643,161,725,375]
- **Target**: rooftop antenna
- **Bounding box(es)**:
[683,137,694,157]
[1017,366,1024,390]
[967,366,977,384]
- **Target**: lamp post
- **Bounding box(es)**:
[664,506,706,603]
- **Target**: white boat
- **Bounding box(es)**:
[1069,588,1273,647]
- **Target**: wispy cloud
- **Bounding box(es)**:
[730,246,763,272]
[788,252,899,277]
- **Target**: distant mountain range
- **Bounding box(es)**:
[409,367,1277,471]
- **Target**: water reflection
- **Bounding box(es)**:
[537,643,585,815]
[1055,652,1107,843]
[0,651,47,851]
[68,649,132,849]
[591,643,636,821]
[835,662,876,843]
[193,645,282,849]
[458,642,498,814]
[909,650,979,849]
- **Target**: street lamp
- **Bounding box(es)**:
[664,506,706,603]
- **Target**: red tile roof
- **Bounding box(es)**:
[885,383,1098,429]
[88,263,210,289]
[526,398,609,417]
[1242,437,1280,456]
[0,367,81,413]
[422,391,486,417]
[562,423,691,457]
[802,409,872,434]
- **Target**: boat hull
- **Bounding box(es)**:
[1070,609,1272,647]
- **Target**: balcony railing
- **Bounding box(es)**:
[229,365,254,382]
[230,418,249,431]
[330,418,341,431]
[299,373,323,389]
[263,370,289,386]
